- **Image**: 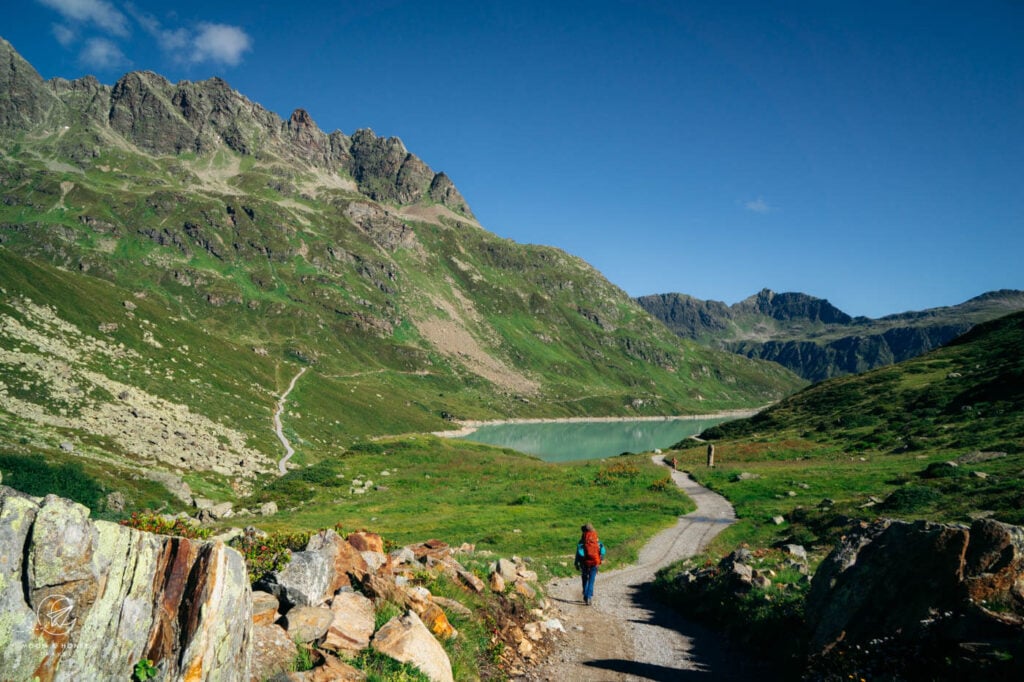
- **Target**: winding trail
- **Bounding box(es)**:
[274,367,307,475]
[527,458,772,681]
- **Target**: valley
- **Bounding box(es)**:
[0,31,1022,682]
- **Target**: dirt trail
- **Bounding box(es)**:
[526,458,770,681]
[274,367,307,475]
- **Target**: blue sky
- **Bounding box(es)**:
[6,1,1023,317]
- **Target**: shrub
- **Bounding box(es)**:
[881,485,941,512]
[230,529,311,583]
[120,512,212,539]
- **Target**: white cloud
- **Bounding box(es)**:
[37,0,129,37]
[744,197,772,214]
[79,36,127,70]
[126,4,189,51]
[51,23,77,47]
[190,23,252,66]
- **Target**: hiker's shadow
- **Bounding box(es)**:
[583,658,709,681]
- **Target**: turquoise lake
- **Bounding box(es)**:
[456,417,734,462]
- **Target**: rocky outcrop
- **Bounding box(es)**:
[0,485,252,681]
[0,38,471,216]
[805,517,1024,676]
[372,611,454,682]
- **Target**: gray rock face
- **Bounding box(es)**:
[0,486,252,681]
[806,517,1024,671]
[255,550,331,609]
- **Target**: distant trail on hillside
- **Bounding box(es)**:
[530,458,772,680]
[274,367,307,475]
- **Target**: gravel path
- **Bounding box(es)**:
[526,458,770,681]
[274,366,307,475]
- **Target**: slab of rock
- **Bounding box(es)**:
[251,623,298,682]
[322,592,375,654]
[496,557,518,583]
[372,611,453,682]
[284,605,334,644]
[432,597,472,619]
[347,531,384,553]
[489,571,506,593]
[255,550,331,609]
[253,590,280,626]
[0,486,252,682]
[260,501,279,516]
[306,529,369,594]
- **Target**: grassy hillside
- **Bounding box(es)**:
[0,37,803,534]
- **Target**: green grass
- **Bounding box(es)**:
[251,437,693,575]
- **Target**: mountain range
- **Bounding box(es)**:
[637,288,1024,382]
[0,37,803,501]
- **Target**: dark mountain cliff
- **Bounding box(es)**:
[638,288,1024,382]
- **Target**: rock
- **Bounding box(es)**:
[771,515,785,525]
[322,591,375,654]
[194,497,216,510]
[280,653,367,681]
[514,579,537,600]
[306,529,369,594]
[372,611,454,682]
[255,550,331,609]
[390,547,417,567]
[432,597,472,619]
[806,518,971,653]
[260,501,279,516]
[208,501,234,519]
[347,531,384,553]
[782,544,808,562]
[361,550,387,573]
[147,470,194,505]
[489,571,506,593]
[517,638,534,657]
[0,486,252,681]
[496,557,518,583]
[516,568,539,583]
[734,472,760,481]
[60,441,74,452]
[454,565,485,593]
[418,602,458,640]
[284,605,334,644]
[104,491,126,512]
[252,590,280,626]
[251,623,298,682]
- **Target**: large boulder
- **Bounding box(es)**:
[322,591,375,654]
[806,517,1024,676]
[306,529,369,593]
[251,624,298,682]
[255,550,331,609]
[0,486,252,681]
[372,611,454,682]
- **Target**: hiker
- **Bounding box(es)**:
[574,522,606,605]
[707,442,715,467]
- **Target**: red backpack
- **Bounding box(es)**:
[583,531,602,566]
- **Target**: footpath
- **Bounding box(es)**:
[526,458,772,681]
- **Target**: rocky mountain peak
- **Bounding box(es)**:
[0,37,474,217]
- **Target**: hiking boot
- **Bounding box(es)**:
[585,597,591,605]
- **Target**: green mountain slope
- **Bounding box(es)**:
[0,37,803,503]
[638,288,1024,382]
[703,309,1024,456]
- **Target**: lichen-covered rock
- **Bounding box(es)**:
[251,623,298,682]
[306,529,369,594]
[0,486,252,682]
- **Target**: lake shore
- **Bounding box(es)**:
[432,407,764,438]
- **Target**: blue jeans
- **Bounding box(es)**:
[580,564,598,602]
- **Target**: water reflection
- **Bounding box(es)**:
[458,418,732,462]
